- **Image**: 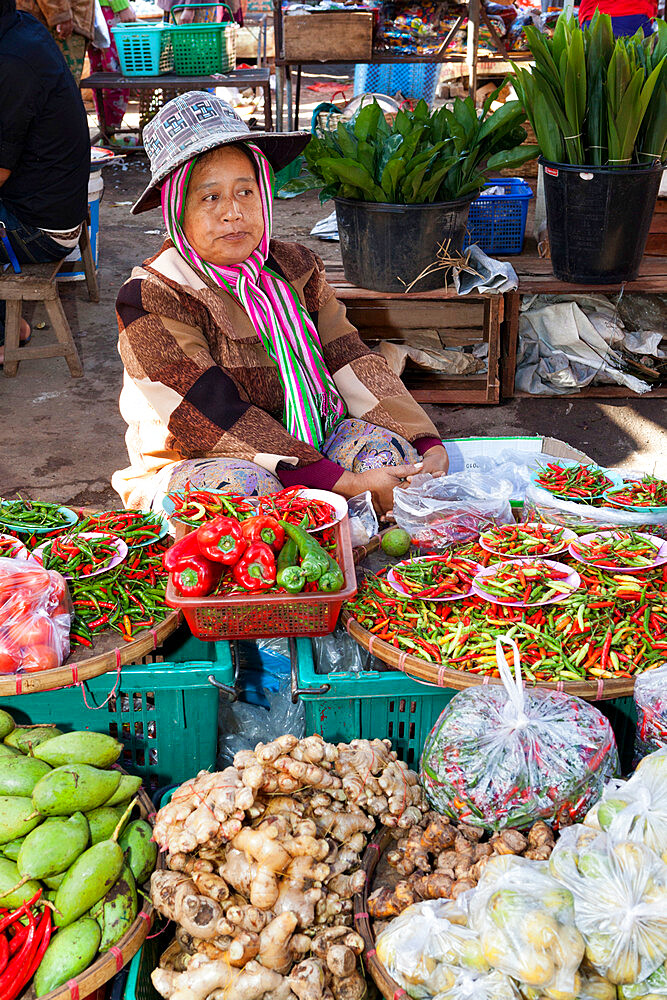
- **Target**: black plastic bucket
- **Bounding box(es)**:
[541,158,664,284]
[334,195,475,293]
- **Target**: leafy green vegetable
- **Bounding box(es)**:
[303,98,534,205]
[512,11,667,167]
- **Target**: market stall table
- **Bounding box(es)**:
[80,68,273,144]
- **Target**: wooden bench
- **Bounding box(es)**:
[1,225,99,378]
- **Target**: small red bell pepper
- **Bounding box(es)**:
[172,556,221,597]
[163,531,201,572]
[233,541,276,591]
[241,515,285,552]
[197,516,246,565]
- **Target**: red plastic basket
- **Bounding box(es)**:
[166,516,357,640]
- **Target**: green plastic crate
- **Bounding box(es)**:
[124,926,165,1000]
[0,631,233,793]
[295,638,456,768]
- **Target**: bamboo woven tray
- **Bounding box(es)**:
[344,534,637,702]
[353,827,406,1000]
[25,781,161,1000]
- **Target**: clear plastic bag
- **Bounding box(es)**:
[393,471,514,547]
[217,676,305,768]
[420,637,619,831]
[576,965,618,1000]
[347,490,378,547]
[523,482,667,533]
[375,898,520,1000]
[549,826,667,985]
[584,749,667,856]
[0,558,70,675]
[313,625,366,674]
[467,855,585,999]
[634,666,667,762]
[619,962,667,999]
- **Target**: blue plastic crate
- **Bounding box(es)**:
[112,23,172,76]
[353,63,439,104]
[465,177,533,255]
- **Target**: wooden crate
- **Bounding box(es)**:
[646,196,667,257]
[282,11,373,61]
[327,263,502,404]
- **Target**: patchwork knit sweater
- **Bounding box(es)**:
[112,238,440,509]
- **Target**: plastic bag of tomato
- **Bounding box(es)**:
[0,557,70,675]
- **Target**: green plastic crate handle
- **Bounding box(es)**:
[169,3,234,22]
[290,637,329,704]
[208,641,241,702]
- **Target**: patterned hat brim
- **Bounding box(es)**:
[131,130,310,214]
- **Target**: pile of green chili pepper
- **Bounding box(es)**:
[38,533,119,577]
[570,530,661,569]
[74,509,165,546]
[0,498,71,532]
[69,541,170,646]
[605,474,667,508]
[345,545,667,683]
[534,462,613,500]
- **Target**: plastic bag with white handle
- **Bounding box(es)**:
[585,748,667,857]
[420,636,619,831]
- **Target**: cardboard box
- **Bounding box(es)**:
[282,10,373,62]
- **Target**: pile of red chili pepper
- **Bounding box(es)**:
[166,487,255,527]
[534,462,613,500]
[479,522,567,558]
[165,514,344,598]
[391,555,478,599]
[475,560,576,605]
[0,889,51,1000]
[74,510,165,547]
[257,488,336,530]
[68,541,169,647]
[605,474,667,508]
[38,533,119,578]
[570,530,661,569]
[345,545,667,683]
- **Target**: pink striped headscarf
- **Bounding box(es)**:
[161,143,345,449]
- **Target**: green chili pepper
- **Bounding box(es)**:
[318,554,345,594]
[276,538,305,594]
[278,521,329,582]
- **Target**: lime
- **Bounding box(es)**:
[381,528,411,558]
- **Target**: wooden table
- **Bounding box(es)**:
[327,262,504,405]
[80,68,272,143]
[500,251,667,399]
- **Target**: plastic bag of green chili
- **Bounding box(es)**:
[420,636,619,831]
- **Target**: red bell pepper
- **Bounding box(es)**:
[172,556,221,597]
[232,541,276,591]
[197,516,246,565]
[163,531,201,572]
[241,515,285,552]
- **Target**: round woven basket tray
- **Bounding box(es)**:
[0,507,181,696]
[28,781,162,1000]
[344,534,637,702]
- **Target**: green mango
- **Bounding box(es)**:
[1,837,24,861]
[45,889,57,903]
[54,840,124,927]
[86,806,127,846]
[104,774,142,807]
[119,820,157,885]
[91,862,138,951]
[0,744,20,759]
[35,732,122,770]
[18,813,89,880]
[0,755,52,797]
[4,725,61,754]
[44,871,66,890]
[597,799,626,830]
[0,858,41,908]
[0,710,15,741]
[0,796,42,844]
[32,764,121,816]
[34,918,101,997]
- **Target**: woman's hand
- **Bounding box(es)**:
[415,445,449,479]
[336,465,421,516]
[56,17,74,36]
[116,5,137,22]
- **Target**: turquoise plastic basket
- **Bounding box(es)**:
[112,23,173,76]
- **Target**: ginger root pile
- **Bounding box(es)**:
[150,735,428,1000]
[368,813,555,920]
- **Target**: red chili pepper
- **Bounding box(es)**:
[163,531,201,571]
[172,556,222,597]
[241,515,285,552]
[196,516,247,565]
[232,541,276,591]
[0,936,7,975]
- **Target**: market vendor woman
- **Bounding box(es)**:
[113,93,448,515]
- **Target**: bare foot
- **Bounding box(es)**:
[0,318,31,365]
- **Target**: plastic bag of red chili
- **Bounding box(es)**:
[634,665,667,764]
[0,557,70,674]
[420,636,619,832]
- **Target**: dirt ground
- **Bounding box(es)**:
[1,156,665,508]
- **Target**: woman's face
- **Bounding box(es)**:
[183,145,265,266]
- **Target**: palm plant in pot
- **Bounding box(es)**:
[512,13,667,284]
[303,95,537,292]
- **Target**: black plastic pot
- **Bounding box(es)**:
[334,195,475,293]
[541,158,664,284]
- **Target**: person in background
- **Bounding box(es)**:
[16,0,93,81]
[578,0,656,36]
[87,0,134,140]
[0,0,90,363]
[157,0,243,27]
